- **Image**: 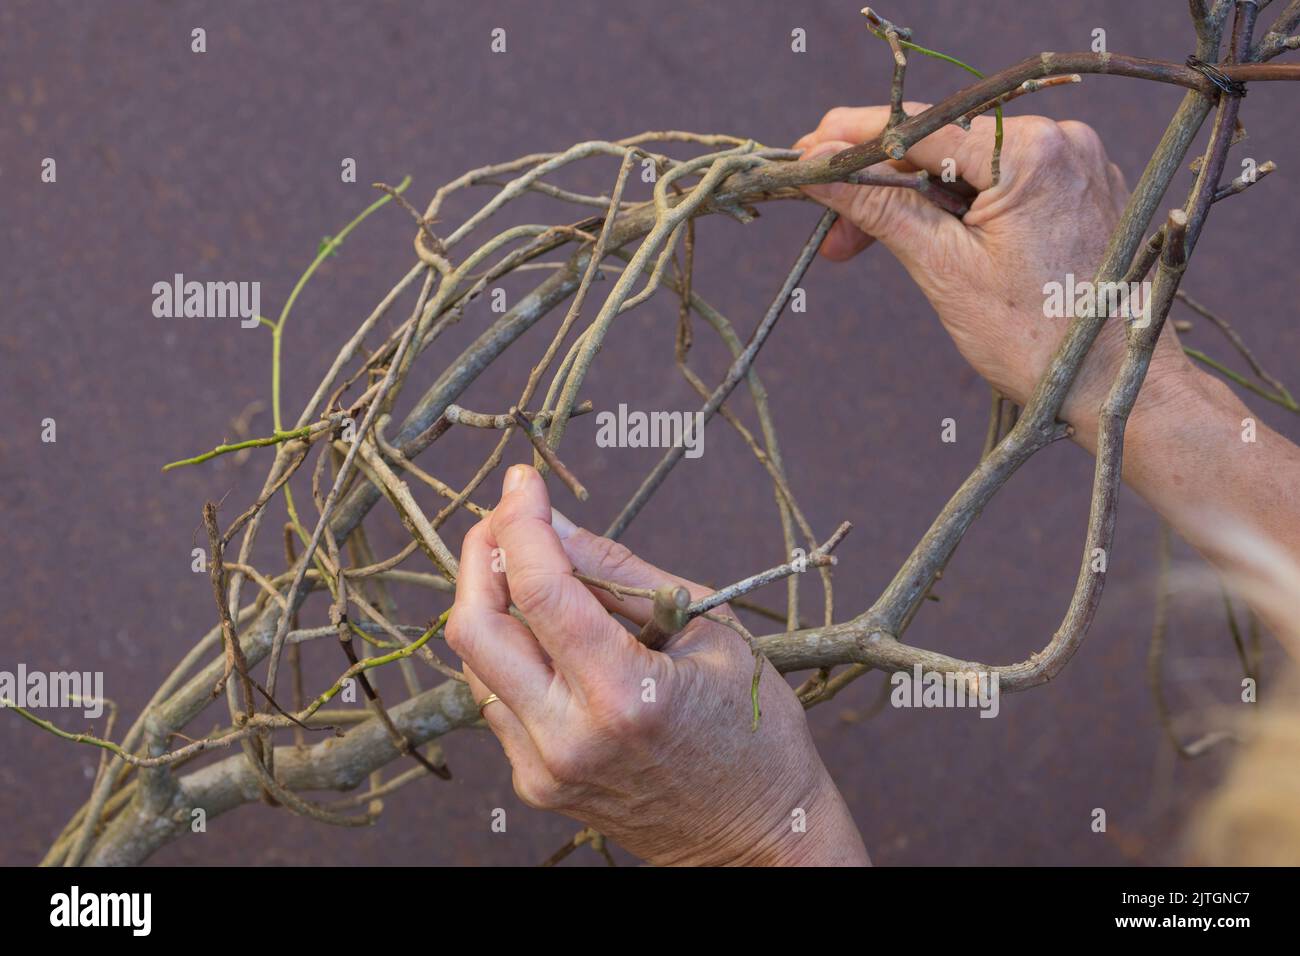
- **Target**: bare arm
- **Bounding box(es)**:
[796,105,1300,626]
[444,107,1298,868]
[1108,370,1300,624]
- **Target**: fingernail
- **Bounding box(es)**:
[503,464,527,495]
[550,507,577,539]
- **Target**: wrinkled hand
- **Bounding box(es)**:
[446,464,868,866]
[795,105,1200,447]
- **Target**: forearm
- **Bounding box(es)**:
[1076,367,1300,607]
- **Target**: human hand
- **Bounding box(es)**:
[794,104,1202,448]
[446,464,868,866]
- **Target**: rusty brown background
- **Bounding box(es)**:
[2,0,1297,866]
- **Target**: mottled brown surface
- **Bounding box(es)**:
[2,0,1297,866]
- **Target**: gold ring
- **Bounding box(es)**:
[476,692,502,716]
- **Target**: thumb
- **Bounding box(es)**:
[800,139,961,268]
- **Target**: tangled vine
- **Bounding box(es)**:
[12,2,1300,866]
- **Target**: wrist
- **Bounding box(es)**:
[755,769,870,866]
[1072,362,1247,509]
[1067,360,1235,456]
[667,763,868,867]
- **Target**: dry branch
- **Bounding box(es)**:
[20,2,1300,866]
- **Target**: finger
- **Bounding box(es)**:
[795,102,931,152]
[799,140,966,266]
[890,118,999,192]
[909,114,1115,198]
[551,507,712,628]
[1106,162,1129,217]
[455,517,512,613]
[819,216,876,261]
[461,661,549,783]
[445,517,553,724]
[795,110,897,261]
[798,103,1004,192]
[490,464,639,679]
[1058,120,1106,168]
